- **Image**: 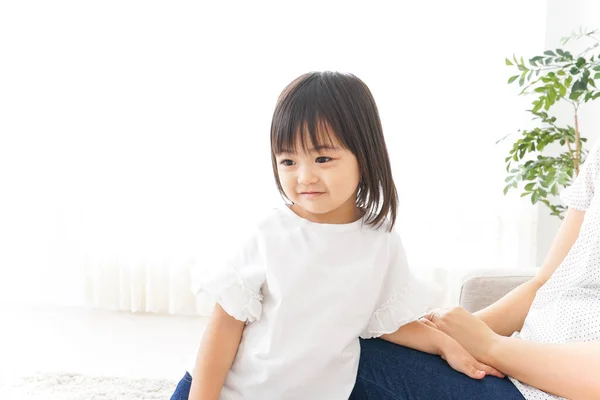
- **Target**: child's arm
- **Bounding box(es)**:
[381,320,504,379]
[369,232,502,379]
[189,304,245,400]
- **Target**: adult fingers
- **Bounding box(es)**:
[418,317,438,329]
[458,360,485,380]
[475,360,505,379]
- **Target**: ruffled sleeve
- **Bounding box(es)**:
[560,139,600,211]
[191,230,266,323]
[360,233,441,339]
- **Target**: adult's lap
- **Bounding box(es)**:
[350,338,525,400]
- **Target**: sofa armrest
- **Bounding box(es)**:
[458,269,537,313]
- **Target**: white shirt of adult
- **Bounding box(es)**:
[191,205,439,400]
[510,138,600,400]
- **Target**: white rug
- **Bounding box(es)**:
[0,372,178,400]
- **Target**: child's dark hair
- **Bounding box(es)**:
[270,71,398,230]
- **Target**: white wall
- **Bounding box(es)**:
[536,0,600,264]
[0,1,548,310]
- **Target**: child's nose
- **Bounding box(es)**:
[297,166,318,185]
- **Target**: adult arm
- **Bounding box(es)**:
[475,208,585,336]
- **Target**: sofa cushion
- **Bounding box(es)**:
[459,274,534,312]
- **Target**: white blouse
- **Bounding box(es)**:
[191,205,439,400]
[510,139,600,400]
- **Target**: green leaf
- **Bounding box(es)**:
[556,49,565,56]
[583,69,591,80]
[525,182,536,191]
[544,50,556,56]
[570,67,580,75]
[530,56,544,64]
[559,84,567,97]
[505,58,514,66]
[576,57,586,68]
[565,76,573,87]
[508,75,519,84]
[547,89,556,105]
[594,73,600,79]
[503,185,510,195]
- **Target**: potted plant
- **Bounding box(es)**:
[500,28,600,218]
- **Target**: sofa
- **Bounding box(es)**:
[458,269,537,312]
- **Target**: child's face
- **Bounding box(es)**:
[274,130,361,224]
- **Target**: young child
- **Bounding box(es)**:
[171,71,503,400]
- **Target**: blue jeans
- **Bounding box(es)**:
[170,371,192,400]
[170,339,525,399]
[350,338,525,400]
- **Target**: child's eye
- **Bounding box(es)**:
[315,157,332,164]
[280,159,295,167]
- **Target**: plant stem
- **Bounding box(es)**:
[574,107,581,175]
[564,105,576,173]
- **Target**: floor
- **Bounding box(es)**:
[0,305,208,384]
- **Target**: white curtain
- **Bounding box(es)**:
[0,0,546,313]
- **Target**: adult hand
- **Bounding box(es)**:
[423,307,502,365]
[438,334,505,379]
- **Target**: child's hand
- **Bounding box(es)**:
[439,335,505,380]
[423,307,502,366]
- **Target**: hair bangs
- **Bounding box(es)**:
[271,76,348,156]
